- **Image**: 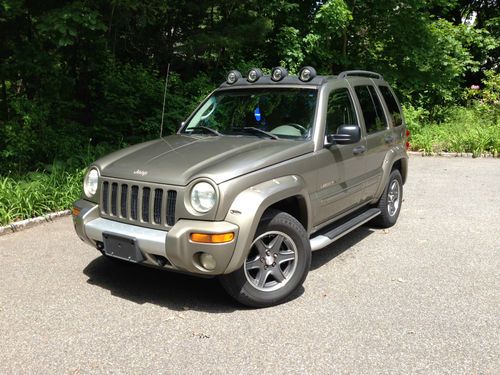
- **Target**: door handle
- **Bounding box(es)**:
[384,135,395,144]
[352,145,366,155]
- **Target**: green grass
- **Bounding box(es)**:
[405,105,500,156]
[0,167,85,226]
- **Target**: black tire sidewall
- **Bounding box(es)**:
[377,169,403,227]
[220,210,311,308]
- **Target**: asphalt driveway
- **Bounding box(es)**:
[1,156,499,374]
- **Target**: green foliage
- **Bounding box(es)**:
[0,0,499,223]
[276,27,305,73]
[405,104,500,157]
[466,70,500,107]
[0,167,85,225]
[407,71,500,156]
[36,1,107,47]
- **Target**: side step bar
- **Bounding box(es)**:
[310,208,381,251]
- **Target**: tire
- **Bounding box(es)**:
[219,209,311,308]
[372,169,403,228]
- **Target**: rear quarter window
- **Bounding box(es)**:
[379,86,403,126]
[354,85,387,134]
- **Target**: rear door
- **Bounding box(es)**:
[378,84,406,148]
[350,82,391,200]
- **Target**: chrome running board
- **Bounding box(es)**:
[310,208,381,251]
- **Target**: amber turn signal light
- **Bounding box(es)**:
[190,232,235,243]
[72,207,81,217]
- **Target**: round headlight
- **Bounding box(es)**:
[227,70,242,84]
[191,182,216,213]
[84,168,99,198]
[247,68,263,83]
[299,66,317,82]
[271,67,288,81]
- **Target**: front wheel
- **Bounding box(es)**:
[219,209,311,308]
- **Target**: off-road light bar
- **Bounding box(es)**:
[247,68,263,83]
[271,66,288,81]
[226,70,242,84]
[299,66,317,82]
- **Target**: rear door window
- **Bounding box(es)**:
[379,86,403,126]
[354,85,388,134]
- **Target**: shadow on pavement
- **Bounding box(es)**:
[83,225,374,311]
[83,256,238,313]
[310,226,375,271]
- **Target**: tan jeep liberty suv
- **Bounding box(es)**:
[73,67,409,307]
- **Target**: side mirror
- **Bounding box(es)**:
[326,124,361,145]
[178,121,185,130]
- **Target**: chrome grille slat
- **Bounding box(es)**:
[102,181,109,213]
[125,184,132,220]
[142,187,150,222]
[137,187,144,222]
[153,189,163,224]
[131,185,139,220]
[120,184,128,217]
[100,178,178,228]
[107,182,113,216]
[111,183,118,216]
[166,190,177,226]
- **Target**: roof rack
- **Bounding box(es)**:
[337,70,383,80]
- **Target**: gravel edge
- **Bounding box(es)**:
[0,210,71,237]
[408,150,498,158]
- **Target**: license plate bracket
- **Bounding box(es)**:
[102,233,144,263]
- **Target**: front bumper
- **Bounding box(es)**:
[73,199,239,275]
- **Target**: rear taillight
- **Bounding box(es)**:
[406,129,411,150]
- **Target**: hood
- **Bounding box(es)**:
[94,134,313,186]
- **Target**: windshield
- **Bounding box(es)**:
[182,88,318,140]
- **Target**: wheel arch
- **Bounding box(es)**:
[371,151,408,204]
[391,158,408,184]
[223,175,311,274]
[265,195,309,231]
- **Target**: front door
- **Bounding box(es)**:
[315,87,367,225]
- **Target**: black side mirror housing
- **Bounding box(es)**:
[326,124,361,145]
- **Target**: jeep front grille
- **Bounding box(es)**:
[100,178,177,227]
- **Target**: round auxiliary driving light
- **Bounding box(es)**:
[299,66,317,82]
[271,66,288,81]
[247,68,263,83]
[226,70,242,84]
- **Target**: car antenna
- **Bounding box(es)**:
[159,63,171,137]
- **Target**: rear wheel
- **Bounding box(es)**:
[219,209,311,308]
[372,169,403,228]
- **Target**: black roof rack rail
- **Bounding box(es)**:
[337,70,383,80]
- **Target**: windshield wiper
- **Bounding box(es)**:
[242,127,279,140]
[190,126,222,136]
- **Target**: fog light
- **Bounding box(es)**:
[299,66,317,82]
[271,66,288,81]
[200,253,217,271]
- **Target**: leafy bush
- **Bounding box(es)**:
[405,104,500,156]
[0,167,84,225]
